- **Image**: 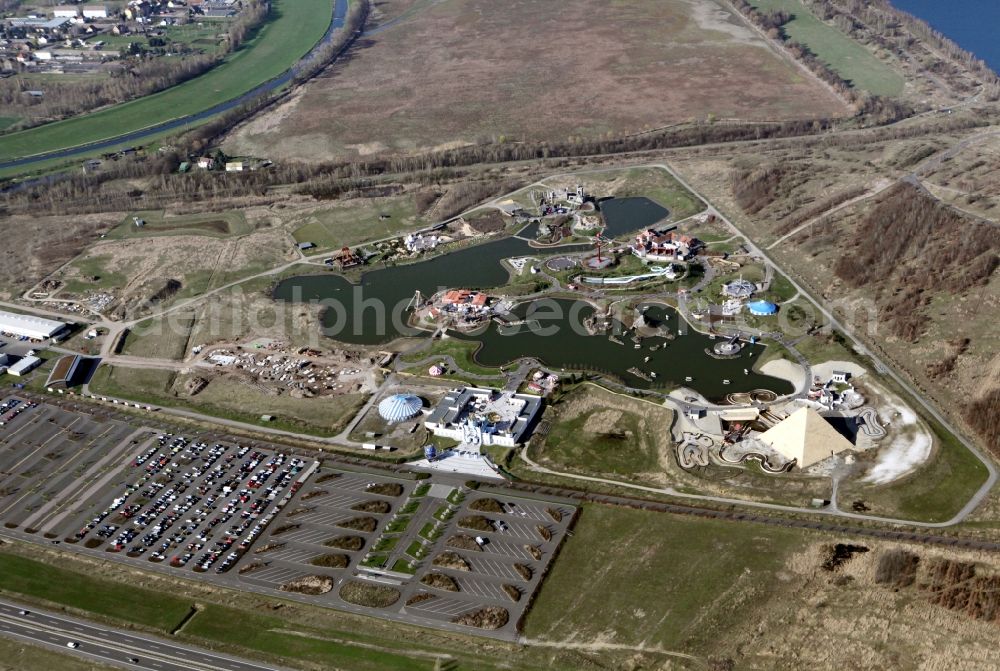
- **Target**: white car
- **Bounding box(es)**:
[66,641,80,649]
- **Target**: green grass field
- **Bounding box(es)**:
[0,552,192,630]
[108,210,252,239]
[524,504,807,654]
[399,338,502,378]
[838,415,990,523]
[751,0,904,96]
[538,386,670,479]
[291,196,428,252]
[0,0,335,161]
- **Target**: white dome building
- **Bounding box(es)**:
[378,394,423,423]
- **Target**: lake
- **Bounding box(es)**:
[889,0,1000,73]
[452,300,792,399]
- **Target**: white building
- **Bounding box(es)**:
[7,356,42,377]
[82,6,108,18]
[424,387,542,448]
[52,6,79,18]
[0,310,68,340]
[225,161,244,172]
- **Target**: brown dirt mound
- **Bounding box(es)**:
[420,572,460,592]
[351,500,391,514]
[324,535,365,551]
[524,545,542,561]
[365,482,404,497]
[433,552,471,571]
[406,592,437,606]
[339,580,401,608]
[457,515,493,532]
[503,584,522,602]
[310,553,350,569]
[254,542,285,554]
[238,561,267,575]
[545,507,562,522]
[536,525,552,542]
[514,563,533,581]
[280,575,334,595]
[875,549,920,588]
[337,516,378,533]
[271,524,300,536]
[447,535,482,552]
[452,606,509,630]
[821,543,869,571]
[469,497,505,513]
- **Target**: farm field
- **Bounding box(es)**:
[750,0,905,95]
[227,0,849,162]
[0,0,334,161]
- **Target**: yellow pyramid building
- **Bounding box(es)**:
[758,406,854,469]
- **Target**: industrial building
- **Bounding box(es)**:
[756,406,854,468]
[424,387,542,448]
[7,356,42,377]
[45,355,84,390]
[0,310,69,340]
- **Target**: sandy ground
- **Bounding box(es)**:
[760,358,807,391]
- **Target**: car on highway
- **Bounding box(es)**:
[66,641,79,649]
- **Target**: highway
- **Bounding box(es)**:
[0,599,285,671]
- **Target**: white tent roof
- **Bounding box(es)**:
[757,406,854,468]
[378,394,422,423]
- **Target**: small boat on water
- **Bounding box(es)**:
[744,368,749,375]
[685,376,693,382]
[723,379,731,385]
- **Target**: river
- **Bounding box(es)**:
[889,0,1000,74]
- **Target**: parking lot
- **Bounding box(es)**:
[0,395,577,640]
[237,472,577,637]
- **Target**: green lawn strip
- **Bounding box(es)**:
[405,540,429,560]
[418,522,441,542]
[390,558,417,575]
[0,0,334,161]
[370,536,399,553]
[445,489,464,506]
[433,505,453,523]
[411,483,431,497]
[360,553,388,567]
[400,338,502,378]
[750,0,904,96]
[0,552,191,631]
[384,515,412,534]
[398,499,421,515]
[182,605,429,671]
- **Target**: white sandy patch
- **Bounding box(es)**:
[862,397,932,484]
[687,0,762,44]
[759,358,806,392]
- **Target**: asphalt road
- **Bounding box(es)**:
[0,599,285,671]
